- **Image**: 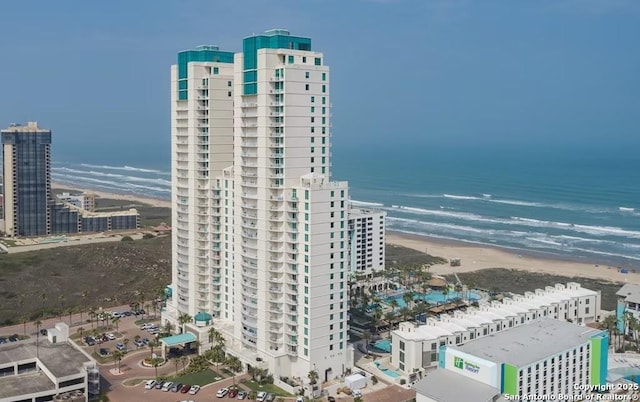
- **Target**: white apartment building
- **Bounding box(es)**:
[164,30,353,381]
[392,282,601,376]
[348,208,385,277]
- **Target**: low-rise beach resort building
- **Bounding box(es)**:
[616,283,640,335]
[0,323,99,402]
[392,282,601,376]
[413,318,608,402]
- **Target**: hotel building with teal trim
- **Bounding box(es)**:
[414,319,609,402]
[164,29,353,381]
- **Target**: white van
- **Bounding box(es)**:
[256,391,267,401]
[144,379,156,389]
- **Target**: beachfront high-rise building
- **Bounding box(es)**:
[1,122,140,237]
[164,30,353,381]
[347,208,386,286]
[2,122,53,237]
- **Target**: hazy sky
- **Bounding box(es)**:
[0,0,638,163]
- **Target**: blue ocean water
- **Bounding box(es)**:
[51,143,640,268]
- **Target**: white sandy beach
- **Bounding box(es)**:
[387,231,640,285]
[52,182,171,209]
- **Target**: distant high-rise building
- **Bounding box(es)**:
[1,122,139,237]
[165,30,353,381]
[2,122,53,237]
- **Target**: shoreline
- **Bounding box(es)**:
[49,182,639,284]
[52,182,171,209]
[387,230,640,285]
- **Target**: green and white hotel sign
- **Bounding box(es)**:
[454,356,481,374]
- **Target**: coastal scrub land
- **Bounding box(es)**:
[0,234,171,326]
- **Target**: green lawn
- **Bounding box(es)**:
[172,369,224,386]
[241,380,292,397]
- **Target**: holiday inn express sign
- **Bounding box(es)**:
[445,349,499,387]
[454,356,481,374]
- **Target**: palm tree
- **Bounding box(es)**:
[362,331,372,353]
[389,298,399,312]
[123,338,130,351]
[58,295,65,320]
[163,321,175,335]
[307,370,319,385]
[41,292,47,320]
[80,290,88,323]
[402,291,414,309]
[178,313,192,334]
[399,307,412,322]
[601,315,617,346]
[372,308,383,334]
[134,335,141,349]
[384,311,395,337]
[151,357,163,378]
[112,317,120,333]
[88,308,96,329]
[147,339,160,356]
[19,297,26,335]
[179,355,189,372]
[174,357,180,375]
[67,306,75,326]
[112,350,124,373]
[208,327,217,344]
[35,319,43,358]
[77,326,85,339]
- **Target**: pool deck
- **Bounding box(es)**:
[608,353,640,381]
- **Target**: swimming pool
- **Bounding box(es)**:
[375,361,401,378]
[373,339,391,353]
[385,290,481,308]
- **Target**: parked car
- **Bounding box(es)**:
[85,336,96,346]
[134,339,144,347]
[142,337,150,345]
[98,348,109,356]
[265,393,276,402]
[111,312,122,319]
[171,383,183,392]
[115,343,126,351]
[123,311,132,317]
[144,380,156,389]
[8,335,18,342]
[228,387,238,398]
[256,392,267,402]
[107,333,116,340]
[237,391,247,400]
[101,334,109,342]
[327,397,336,402]
[188,385,200,395]
[296,397,304,402]
[162,381,174,392]
[40,329,47,336]
[154,381,164,389]
[216,387,229,398]
[0,337,6,344]
[180,384,190,394]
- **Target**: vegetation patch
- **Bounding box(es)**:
[172,369,223,386]
[0,235,171,325]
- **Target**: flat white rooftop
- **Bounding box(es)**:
[454,318,602,367]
